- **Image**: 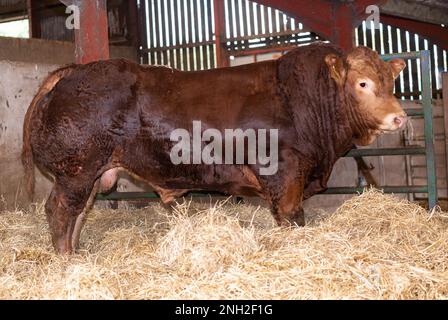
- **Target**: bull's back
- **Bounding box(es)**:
[139,61,288,131]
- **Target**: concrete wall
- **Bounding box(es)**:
[0,37,138,65]
[0,61,55,209]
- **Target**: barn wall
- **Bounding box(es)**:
[0,60,55,209]
[0,37,138,64]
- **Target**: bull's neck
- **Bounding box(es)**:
[314,89,354,158]
[282,86,355,165]
[342,93,379,145]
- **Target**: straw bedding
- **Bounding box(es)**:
[0,189,447,299]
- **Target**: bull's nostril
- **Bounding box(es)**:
[394,116,407,128]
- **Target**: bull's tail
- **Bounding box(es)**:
[22,65,75,201]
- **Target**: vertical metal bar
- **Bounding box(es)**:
[421,50,437,209]
[430,45,437,99]
[443,72,448,199]
[437,46,444,97]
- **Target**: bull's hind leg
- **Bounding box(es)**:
[45,178,95,254]
[71,168,121,250]
[71,180,100,251]
[263,152,307,227]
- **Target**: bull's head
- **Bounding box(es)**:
[325,46,407,145]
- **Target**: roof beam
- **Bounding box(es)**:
[381,14,448,50]
[381,0,448,26]
[255,0,387,51]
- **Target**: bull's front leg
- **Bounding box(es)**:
[261,150,307,227]
[268,175,306,227]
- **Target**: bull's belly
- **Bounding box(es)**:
[99,164,265,201]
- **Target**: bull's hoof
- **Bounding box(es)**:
[277,212,305,227]
[52,238,74,255]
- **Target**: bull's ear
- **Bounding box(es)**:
[325,53,345,86]
[389,58,406,79]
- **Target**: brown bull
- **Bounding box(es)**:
[22,43,406,254]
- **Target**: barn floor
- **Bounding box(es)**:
[0,189,447,299]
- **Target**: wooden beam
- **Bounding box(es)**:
[213,0,229,67]
[26,0,41,38]
[127,0,140,48]
[381,14,448,51]
[332,2,355,51]
[255,0,387,51]
[73,0,109,64]
[381,0,448,26]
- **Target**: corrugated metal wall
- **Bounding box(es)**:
[142,0,217,70]
[222,0,321,52]
[140,0,321,70]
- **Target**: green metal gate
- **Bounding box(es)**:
[97,50,438,209]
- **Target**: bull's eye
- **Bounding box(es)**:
[360,82,367,88]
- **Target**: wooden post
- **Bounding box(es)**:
[27,0,41,38]
[138,0,149,64]
[332,2,356,51]
[127,0,140,48]
[443,72,448,199]
[73,0,109,64]
[213,0,229,68]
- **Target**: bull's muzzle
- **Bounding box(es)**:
[393,114,408,129]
